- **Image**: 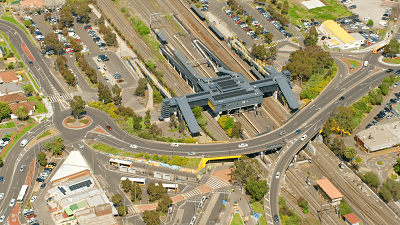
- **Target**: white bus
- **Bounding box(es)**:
[120,177,146,186]
[17,185,29,202]
[156,183,179,192]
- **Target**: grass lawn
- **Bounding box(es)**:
[0,30,20,59]
[345,58,360,68]
[0,122,16,129]
[231,213,244,225]
[288,0,352,25]
[41,117,47,122]
[1,15,37,47]
[37,130,51,139]
[93,143,135,157]
[26,71,40,92]
[28,96,40,102]
[251,201,267,225]
[34,103,47,114]
[0,41,6,46]
[2,123,37,159]
[383,57,400,64]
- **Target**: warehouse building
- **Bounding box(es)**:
[320,20,359,50]
[354,121,400,153]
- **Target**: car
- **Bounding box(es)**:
[130,144,138,149]
[0,193,4,199]
[366,124,372,129]
[238,143,248,148]
[395,82,399,87]
[275,172,280,178]
[386,69,394,73]
[0,177,3,182]
[0,216,4,222]
[30,196,37,202]
[48,162,57,166]
[301,134,307,141]
[20,166,24,172]
[339,96,345,101]
[10,199,15,207]
[395,70,400,75]
[40,183,46,189]
[171,143,179,147]
[387,115,395,119]
[274,215,279,223]
[2,138,10,142]
[44,167,53,172]
[106,125,112,131]
[363,17,370,21]
[294,129,301,135]
[349,5,357,9]
[36,178,44,182]
[188,151,196,155]
[372,120,378,125]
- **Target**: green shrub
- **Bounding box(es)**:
[66,118,76,123]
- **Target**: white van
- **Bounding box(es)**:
[379,21,388,27]
[364,61,368,67]
[20,139,28,147]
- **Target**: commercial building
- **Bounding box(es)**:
[159,39,299,135]
[315,178,343,205]
[349,33,365,45]
[354,121,400,153]
[46,151,118,225]
[320,20,359,50]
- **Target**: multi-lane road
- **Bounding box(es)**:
[1,1,400,224]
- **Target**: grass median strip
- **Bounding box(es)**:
[1,15,37,47]
[2,123,37,159]
[0,30,20,59]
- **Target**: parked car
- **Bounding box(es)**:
[40,183,46,189]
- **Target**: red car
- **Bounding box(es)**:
[106,125,112,131]
[236,20,242,24]
[230,14,236,18]
[244,28,251,31]
[76,38,81,42]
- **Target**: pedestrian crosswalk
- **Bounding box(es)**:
[275,36,301,43]
[206,176,229,190]
[183,188,201,198]
[128,205,139,214]
[47,93,73,102]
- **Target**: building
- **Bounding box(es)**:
[315,178,343,205]
[350,33,365,45]
[320,20,359,50]
[9,101,36,119]
[0,71,19,84]
[354,121,400,153]
[0,82,24,96]
[344,213,361,225]
[46,151,118,225]
[20,0,45,8]
[0,92,27,104]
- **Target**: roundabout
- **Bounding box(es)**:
[62,116,93,129]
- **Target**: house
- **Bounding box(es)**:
[315,178,343,205]
[0,93,27,104]
[0,71,18,84]
[6,57,17,63]
[319,20,359,50]
[0,60,6,72]
[344,213,361,225]
[0,83,24,96]
[9,101,36,119]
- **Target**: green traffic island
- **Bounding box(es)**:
[341,57,361,71]
[382,57,400,64]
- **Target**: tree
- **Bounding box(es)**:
[16,106,29,120]
[70,96,85,118]
[237,5,244,15]
[131,182,142,202]
[225,117,234,130]
[264,32,273,44]
[178,121,185,133]
[382,178,400,201]
[218,115,228,128]
[255,26,263,36]
[112,84,122,105]
[252,44,267,60]
[339,198,353,216]
[135,78,147,96]
[343,146,357,160]
[117,206,128,216]
[55,55,67,69]
[245,180,269,201]
[379,186,393,202]
[384,39,400,55]
[143,210,160,225]
[197,117,208,127]
[104,32,117,46]
[68,37,83,52]
[132,114,143,130]
[24,20,32,27]
[277,2,282,9]
[37,152,47,166]
[246,16,253,25]
[0,102,12,121]
[74,2,91,23]
[231,121,242,138]
[44,12,51,21]
[305,26,318,46]
[192,106,203,119]
[362,172,380,188]
[282,0,289,15]
[42,32,64,54]
[394,157,400,174]
[144,109,151,128]
[0,157,2,167]
[98,82,113,103]
[150,123,163,136]
[368,19,374,26]
[353,156,363,168]
[59,5,74,27]
[156,194,172,213]
[268,46,277,60]
[121,178,132,193]
[147,181,167,202]
[379,82,389,95]
[111,194,123,206]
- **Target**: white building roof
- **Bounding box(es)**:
[51,151,90,182]
[349,32,365,41]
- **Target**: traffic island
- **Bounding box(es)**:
[62,116,93,129]
[340,57,362,73]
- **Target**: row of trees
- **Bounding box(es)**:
[328,138,364,168]
[58,0,92,28]
[270,0,289,15]
[43,137,65,155]
[55,55,76,86]
[98,82,122,105]
[252,44,277,62]
[361,171,400,203]
[97,16,117,46]
[75,52,98,85]
[217,115,242,138]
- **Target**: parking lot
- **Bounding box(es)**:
[344,0,391,29]
[27,10,137,93]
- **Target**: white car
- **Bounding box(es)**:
[130,144,138,149]
[171,143,179,147]
[0,193,4,199]
[238,143,248,148]
[188,151,196,156]
[301,134,307,141]
[363,17,370,21]
[0,216,4,222]
[30,196,37,203]
[9,199,15,207]
[275,172,280,179]
[362,26,369,30]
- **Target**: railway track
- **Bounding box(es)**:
[98,0,188,96]
[313,148,398,225]
[234,114,258,138]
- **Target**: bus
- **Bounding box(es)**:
[120,177,146,186]
[110,159,133,168]
[373,44,387,54]
[156,183,179,192]
[17,185,29,202]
